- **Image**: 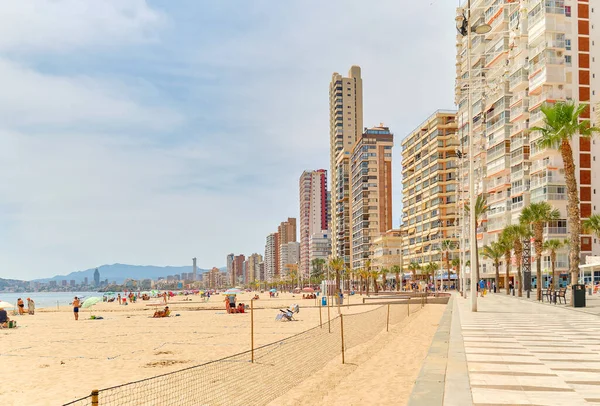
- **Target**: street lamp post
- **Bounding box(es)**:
[456,1,491,312]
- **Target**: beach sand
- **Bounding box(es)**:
[0,292,386,406]
[269,303,446,406]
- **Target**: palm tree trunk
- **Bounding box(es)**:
[536,255,542,301]
[395,273,400,292]
[561,139,581,306]
[456,267,461,292]
[535,223,544,301]
[552,253,558,290]
[505,254,511,295]
[517,259,523,297]
[495,264,500,292]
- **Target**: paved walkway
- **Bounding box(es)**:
[456,293,600,405]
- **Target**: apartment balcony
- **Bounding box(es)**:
[530,173,565,189]
[511,153,529,167]
[509,69,529,92]
[530,156,563,174]
[529,110,544,126]
[510,102,530,122]
[510,91,528,107]
[531,192,567,203]
[529,89,566,110]
[530,66,566,93]
[487,175,511,191]
[510,168,529,182]
[510,120,529,137]
[487,156,511,176]
[544,226,568,236]
[510,136,529,151]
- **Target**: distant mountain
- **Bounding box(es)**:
[33,263,223,284]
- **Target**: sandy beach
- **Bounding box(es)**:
[1,292,407,405]
[269,303,446,406]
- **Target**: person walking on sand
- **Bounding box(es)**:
[117,294,121,305]
[73,297,81,320]
[27,298,35,315]
[163,292,168,304]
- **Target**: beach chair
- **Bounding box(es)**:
[275,309,294,321]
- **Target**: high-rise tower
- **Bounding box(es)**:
[299,169,330,277]
[330,66,363,268]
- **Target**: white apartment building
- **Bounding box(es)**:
[280,241,300,277]
[309,231,332,268]
[455,0,599,287]
[264,233,278,282]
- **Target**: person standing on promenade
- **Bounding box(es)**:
[73,297,80,320]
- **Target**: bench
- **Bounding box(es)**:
[542,289,554,303]
[556,288,567,304]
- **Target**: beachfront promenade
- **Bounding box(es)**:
[411,292,600,406]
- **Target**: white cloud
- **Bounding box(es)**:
[0,58,183,130]
[0,0,163,53]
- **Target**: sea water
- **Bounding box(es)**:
[0,291,100,309]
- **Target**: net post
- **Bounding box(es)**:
[408,299,410,316]
[250,298,255,363]
[340,314,345,364]
[386,304,390,332]
[327,293,331,333]
[91,389,99,406]
[319,302,323,328]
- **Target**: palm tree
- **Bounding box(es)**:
[543,239,565,290]
[519,202,560,300]
[464,195,489,281]
[310,258,326,285]
[583,214,600,238]
[441,240,455,291]
[391,264,401,292]
[531,101,600,301]
[481,242,503,292]
[380,268,389,291]
[408,261,421,284]
[328,257,345,293]
[425,262,439,290]
[501,224,531,297]
[358,268,369,295]
[451,258,461,291]
[496,236,513,295]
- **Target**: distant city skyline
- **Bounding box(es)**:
[0,1,457,279]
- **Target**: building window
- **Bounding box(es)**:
[566,39,571,50]
[565,6,571,17]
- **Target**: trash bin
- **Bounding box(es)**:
[573,284,586,308]
[321,296,327,306]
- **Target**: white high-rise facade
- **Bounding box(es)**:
[264,233,278,282]
[299,169,330,278]
[455,0,599,287]
[330,66,363,268]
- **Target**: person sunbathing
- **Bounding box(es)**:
[0,307,10,327]
[153,306,170,318]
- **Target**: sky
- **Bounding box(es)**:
[0,0,457,280]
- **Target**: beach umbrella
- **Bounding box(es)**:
[0,301,14,308]
[269,288,277,293]
[224,289,240,295]
[302,287,314,293]
[81,297,102,309]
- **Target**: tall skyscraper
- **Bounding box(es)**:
[400,111,458,270]
[226,253,234,286]
[455,0,599,285]
[232,254,245,286]
[299,169,330,277]
[349,125,394,270]
[264,233,279,281]
[330,66,363,268]
[277,218,296,277]
[192,257,197,281]
[93,268,100,286]
[247,253,263,283]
